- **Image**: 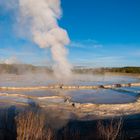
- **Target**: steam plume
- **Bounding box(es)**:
[18,0,72,78]
[0,0,72,78]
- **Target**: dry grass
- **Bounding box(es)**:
[15,107,54,140]
[0,105,125,140]
[97,117,123,140]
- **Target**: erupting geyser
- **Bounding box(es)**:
[19,0,72,78]
[1,0,72,79]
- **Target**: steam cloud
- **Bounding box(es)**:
[1,0,72,79]
[20,0,72,78]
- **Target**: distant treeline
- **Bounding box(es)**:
[0,64,52,74]
[106,67,140,74]
[0,64,140,74]
[73,67,140,74]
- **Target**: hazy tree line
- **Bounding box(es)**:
[0,64,140,74]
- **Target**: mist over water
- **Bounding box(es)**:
[0,73,139,87]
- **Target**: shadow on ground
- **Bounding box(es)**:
[0,105,140,140]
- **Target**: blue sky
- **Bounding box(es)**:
[0,0,140,67]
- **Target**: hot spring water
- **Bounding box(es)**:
[0,73,140,105]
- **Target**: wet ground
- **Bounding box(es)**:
[0,73,140,118]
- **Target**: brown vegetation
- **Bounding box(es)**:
[0,106,129,140]
[0,64,52,74]
[97,117,123,140]
[15,107,54,140]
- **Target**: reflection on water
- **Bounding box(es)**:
[0,94,32,104]
[0,87,140,104]
[0,73,140,105]
[2,90,61,97]
[64,88,138,104]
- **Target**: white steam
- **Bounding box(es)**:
[19,0,72,78]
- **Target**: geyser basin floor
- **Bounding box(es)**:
[0,87,139,104]
[0,86,140,120]
[0,73,140,119]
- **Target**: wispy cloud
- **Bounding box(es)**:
[95,56,124,62]
[0,48,35,56]
[71,56,125,67]
[0,46,52,66]
[69,39,103,49]
[0,56,20,64]
[128,50,140,57]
